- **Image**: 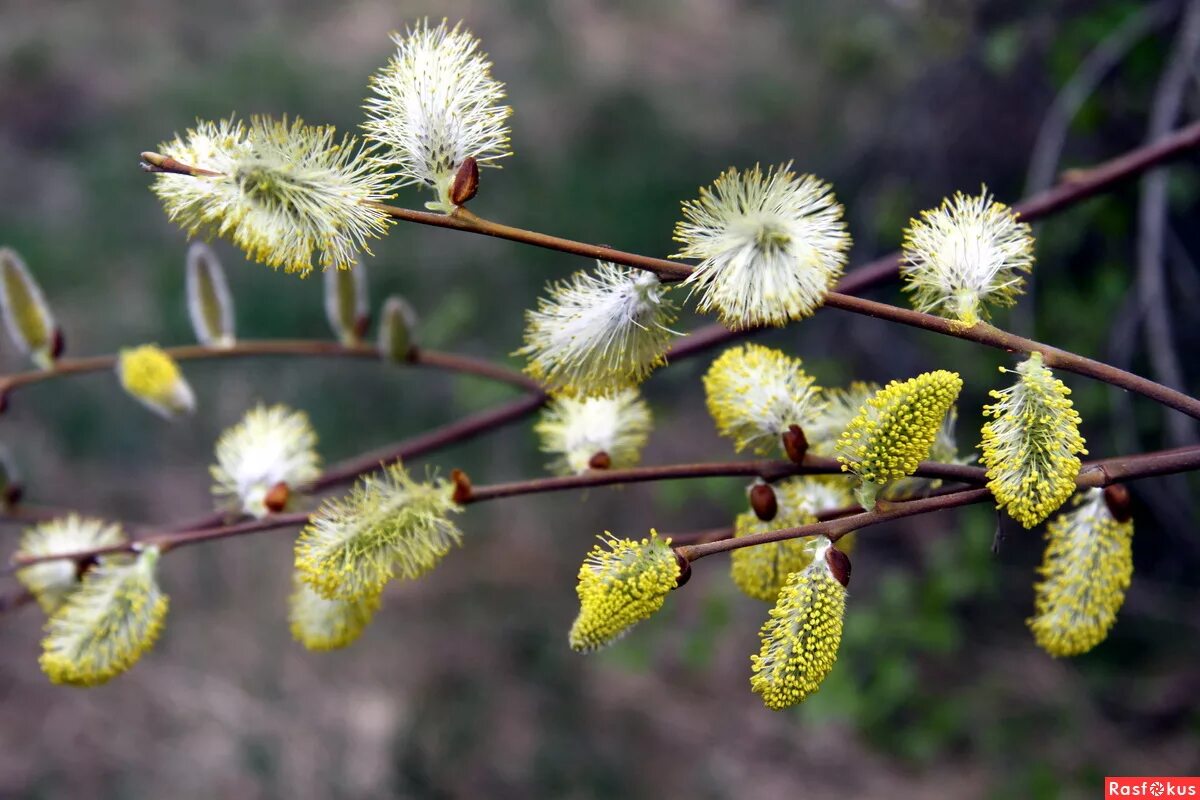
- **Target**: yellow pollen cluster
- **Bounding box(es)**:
[980,353,1086,528]
[117,345,194,417]
[569,531,680,652]
[288,575,383,651]
[1028,490,1133,657]
[39,548,169,687]
[836,370,962,504]
[294,461,462,601]
[750,545,845,710]
[703,343,826,455]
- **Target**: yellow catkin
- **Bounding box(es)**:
[288,574,382,651]
[729,477,851,602]
[1028,490,1133,657]
[569,531,680,652]
[750,543,846,710]
[703,343,826,455]
[39,548,169,686]
[294,462,462,601]
[900,187,1035,327]
[980,352,1086,528]
[117,344,194,417]
[836,371,962,505]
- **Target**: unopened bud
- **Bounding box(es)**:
[450,468,473,504]
[1103,484,1132,523]
[378,296,418,363]
[0,247,59,369]
[782,425,808,464]
[673,550,692,589]
[324,259,369,346]
[749,482,778,521]
[263,481,291,513]
[450,157,479,206]
[588,451,612,470]
[185,242,235,348]
[825,545,851,588]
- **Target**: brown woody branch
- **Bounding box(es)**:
[0,339,540,402]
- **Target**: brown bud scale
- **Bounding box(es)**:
[825,546,851,588]
[782,425,808,464]
[749,483,778,521]
[1103,484,1133,523]
[263,482,291,513]
[588,451,612,470]
[451,468,473,504]
[450,157,479,206]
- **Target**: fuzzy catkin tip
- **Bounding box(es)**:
[569,531,680,652]
[289,573,382,651]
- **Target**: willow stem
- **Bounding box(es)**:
[0,339,540,399]
[10,445,1200,575]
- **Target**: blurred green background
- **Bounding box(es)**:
[2,1,1199,798]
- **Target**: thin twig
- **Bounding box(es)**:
[838,118,1200,295]
[0,339,540,400]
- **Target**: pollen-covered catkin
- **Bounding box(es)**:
[535,389,653,476]
[836,371,962,506]
[704,344,826,455]
[39,547,169,686]
[1028,489,1133,657]
[981,352,1086,528]
[289,574,382,651]
[211,404,321,518]
[518,262,677,396]
[569,531,680,652]
[901,187,1034,326]
[750,540,846,710]
[364,19,511,210]
[151,116,392,275]
[116,344,196,418]
[674,164,850,329]
[294,462,462,601]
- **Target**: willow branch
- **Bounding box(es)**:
[837,118,1200,295]
[459,455,985,504]
[821,294,1200,420]
[12,445,1200,575]
[0,340,540,400]
[676,488,995,561]
[374,198,1200,421]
